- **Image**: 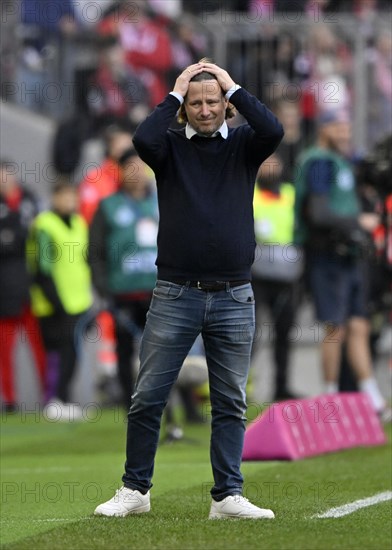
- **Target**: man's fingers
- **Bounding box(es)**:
[174,63,204,95]
[184,63,203,75]
[200,62,221,71]
[199,63,230,79]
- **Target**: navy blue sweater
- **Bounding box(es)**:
[133,88,284,281]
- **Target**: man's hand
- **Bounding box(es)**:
[358,213,380,233]
[172,63,204,98]
[199,62,236,94]
[172,62,237,98]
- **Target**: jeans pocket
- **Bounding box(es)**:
[229,284,255,304]
[152,280,184,300]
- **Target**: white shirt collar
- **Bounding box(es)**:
[185,121,228,140]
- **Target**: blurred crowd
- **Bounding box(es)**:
[0,0,391,425]
[1,1,391,148]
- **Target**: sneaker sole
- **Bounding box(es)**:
[209,511,275,520]
[94,504,150,517]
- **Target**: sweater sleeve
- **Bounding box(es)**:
[307,194,361,233]
[32,228,65,314]
[228,88,284,165]
[305,159,360,233]
[133,94,181,171]
[88,204,109,299]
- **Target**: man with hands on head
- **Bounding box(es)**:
[95,59,284,519]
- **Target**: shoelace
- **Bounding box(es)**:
[231,495,251,505]
[115,487,131,498]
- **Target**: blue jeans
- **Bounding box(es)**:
[122,280,255,501]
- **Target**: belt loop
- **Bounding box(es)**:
[225,282,230,292]
[185,281,191,289]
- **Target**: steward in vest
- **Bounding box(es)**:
[252,153,301,401]
[253,158,303,284]
[293,109,390,420]
[89,149,158,409]
[27,181,92,421]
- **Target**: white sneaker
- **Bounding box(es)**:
[209,495,275,519]
[43,399,82,422]
[94,487,150,517]
[379,406,392,424]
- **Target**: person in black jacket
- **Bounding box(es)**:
[94,59,283,520]
[0,160,46,411]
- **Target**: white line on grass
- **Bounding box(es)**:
[312,491,392,519]
[1,517,93,524]
[32,517,94,523]
[1,466,72,474]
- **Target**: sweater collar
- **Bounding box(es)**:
[185,121,228,140]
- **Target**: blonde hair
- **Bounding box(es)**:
[177,58,236,124]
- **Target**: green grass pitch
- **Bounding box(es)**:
[1,407,391,549]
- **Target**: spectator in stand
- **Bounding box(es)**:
[147,0,182,21]
[252,153,303,401]
[273,99,304,182]
[352,0,379,43]
[167,16,207,86]
[307,24,352,114]
[27,181,92,421]
[89,149,158,410]
[368,29,392,147]
[252,0,333,16]
[0,160,46,412]
[247,1,276,17]
[304,0,332,16]
[97,1,173,106]
[182,0,244,14]
[294,109,391,422]
[17,0,80,115]
[299,24,352,144]
[272,32,301,85]
[88,37,150,132]
[78,125,133,224]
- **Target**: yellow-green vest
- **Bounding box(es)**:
[27,211,92,317]
[253,183,295,245]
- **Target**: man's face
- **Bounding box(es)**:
[257,154,283,188]
[52,187,78,215]
[323,121,352,156]
[121,156,149,196]
[108,132,133,160]
[184,80,228,137]
[0,166,18,197]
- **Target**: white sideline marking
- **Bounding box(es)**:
[33,517,93,523]
[2,466,72,474]
[313,491,392,519]
[1,517,93,524]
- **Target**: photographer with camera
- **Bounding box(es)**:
[357,134,392,277]
[356,134,392,374]
[294,110,390,422]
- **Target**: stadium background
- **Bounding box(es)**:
[0,3,391,548]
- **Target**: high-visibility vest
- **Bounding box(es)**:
[27,211,92,316]
[253,183,295,245]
